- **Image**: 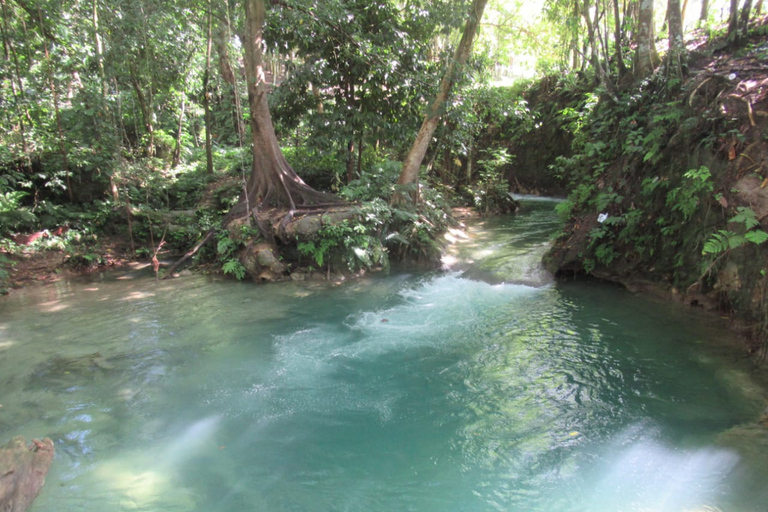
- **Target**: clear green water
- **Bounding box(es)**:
[2,199,768,512]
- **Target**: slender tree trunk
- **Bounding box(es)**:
[114,79,130,149]
[581,0,615,93]
[92,0,107,99]
[1,0,29,156]
[130,69,155,157]
[356,135,363,179]
[311,81,324,113]
[570,0,581,70]
[755,0,763,16]
[634,0,659,78]
[699,0,710,23]
[727,0,741,44]
[232,0,338,217]
[392,0,488,206]
[346,140,356,184]
[203,2,214,175]
[172,97,185,168]
[739,0,753,34]
[38,8,73,201]
[681,0,689,23]
[213,18,246,146]
[612,0,627,78]
[666,0,684,77]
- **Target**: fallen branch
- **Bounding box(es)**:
[162,228,216,279]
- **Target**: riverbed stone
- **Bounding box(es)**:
[0,436,55,512]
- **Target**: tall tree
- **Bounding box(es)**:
[203,0,214,175]
[612,0,627,79]
[666,0,684,78]
[699,0,710,24]
[213,13,246,147]
[393,0,489,205]
[634,0,659,78]
[727,0,741,44]
[739,0,754,35]
[233,0,337,216]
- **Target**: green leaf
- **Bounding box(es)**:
[730,207,760,230]
[222,260,246,280]
[745,229,768,245]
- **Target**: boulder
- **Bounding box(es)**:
[241,242,287,282]
[0,436,55,512]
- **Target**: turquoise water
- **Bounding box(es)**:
[1,199,767,511]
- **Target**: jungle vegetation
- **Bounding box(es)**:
[0,0,765,292]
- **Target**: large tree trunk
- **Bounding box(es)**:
[232,0,338,218]
[392,0,488,206]
[739,0,753,35]
[666,0,685,78]
[727,0,741,44]
[634,0,659,78]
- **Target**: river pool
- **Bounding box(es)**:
[1,199,767,511]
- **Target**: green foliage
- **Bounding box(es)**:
[298,216,387,272]
[216,229,244,278]
[465,148,516,215]
[0,253,13,294]
[666,166,713,222]
[222,260,246,280]
[0,191,37,233]
[702,207,768,256]
[340,160,402,202]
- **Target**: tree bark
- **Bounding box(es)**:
[92,0,107,99]
[612,0,627,79]
[727,0,741,44]
[203,2,214,175]
[570,0,581,70]
[129,68,155,157]
[634,0,659,78]
[232,0,339,218]
[213,17,246,146]
[739,0,753,35]
[392,0,488,206]
[666,0,685,78]
[172,97,185,168]
[581,0,615,94]
[699,0,710,23]
[346,139,356,184]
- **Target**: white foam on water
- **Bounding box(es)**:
[588,427,740,512]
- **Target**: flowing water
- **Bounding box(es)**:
[2,199,768,512]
